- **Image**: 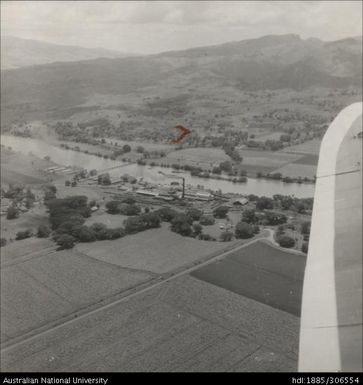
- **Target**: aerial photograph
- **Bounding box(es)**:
[0,0,362,378]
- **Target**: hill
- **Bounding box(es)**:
[1,36,133,70]
[1,34,362,133]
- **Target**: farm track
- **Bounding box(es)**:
[1,234,272,353]
[0,246,58,268]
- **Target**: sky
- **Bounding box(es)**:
[1,1,362,54]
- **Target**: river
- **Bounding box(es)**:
[1,135,315,198]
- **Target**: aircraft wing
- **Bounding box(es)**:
[299,102,362,372]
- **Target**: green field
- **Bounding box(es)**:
[239,149,302,167]
[84,212,129,228]
[76,223,232,274]
[165,147,230,166]
[273,163,317,179]
[234,149,304,176]
[191,241,306,316]
[282,139,322,155]
[254,132,285,141]
[293,154,319,165]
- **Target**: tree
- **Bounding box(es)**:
[55,234,77,249]
[263,211,287,226]
[301,221,311,235]
[220,231,233,242]
[119,203,141,216]
[199,215,215,225]
[241,209,257,224]
[16,230,32,240]
[192,223,203,236]
[26,187,35,201]
[124,213,160,234]
[37,225,51,238]
[219,161,232,173]
[121,196,136,205]
[6,206,19,220]
[77,226,97,242]
[136,145,145,153]
[97,173,111,185]
[123,144,131,153]
[106,200,120,214]
[65,180,71,187]
[171,214,192,236]
[301,242,309,254]
[108,227,126,239]
[212,167,221,175]
[280,196,294,210]
[43,184,57,206]
[256,196,274,210]
[199,233,213,241]
[213,206,229,219]
[278,235,295,248]
[186,208,203,221]
[235,221,254,239]
[280,134,291,142]
[269,173,282,180]
[0,238,7,247]
[47,196,91,229]
[90,223,110,240]
[248,194,259,202]
[155,207,178,222]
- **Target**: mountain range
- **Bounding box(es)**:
[1,36,133,70]
[1,34,362,127]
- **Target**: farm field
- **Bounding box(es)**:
[106,138,173,153]
[254,131,285,141]
[293,154,320,165]
[191,241,306,316]
[84,212,129,228]
[1,148,55,186]
[0,248,154,342]
[233,149,305,176]
[0,168,46,186]
[239,149,303,168]
[0,205,49,240]
[76,223,234,274]
[201,210,244,239]
[56,140,111,157]
[273,163,317,179]
[165,147,230,166]
[54,183,104,202]
[0,237,54,265]
[0,274,299,372]
[282,139,322,155]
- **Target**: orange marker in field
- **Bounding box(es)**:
[171,125,191,144]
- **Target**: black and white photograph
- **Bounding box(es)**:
[0,0,362,377]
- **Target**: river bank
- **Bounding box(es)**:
[1,135,316,198]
